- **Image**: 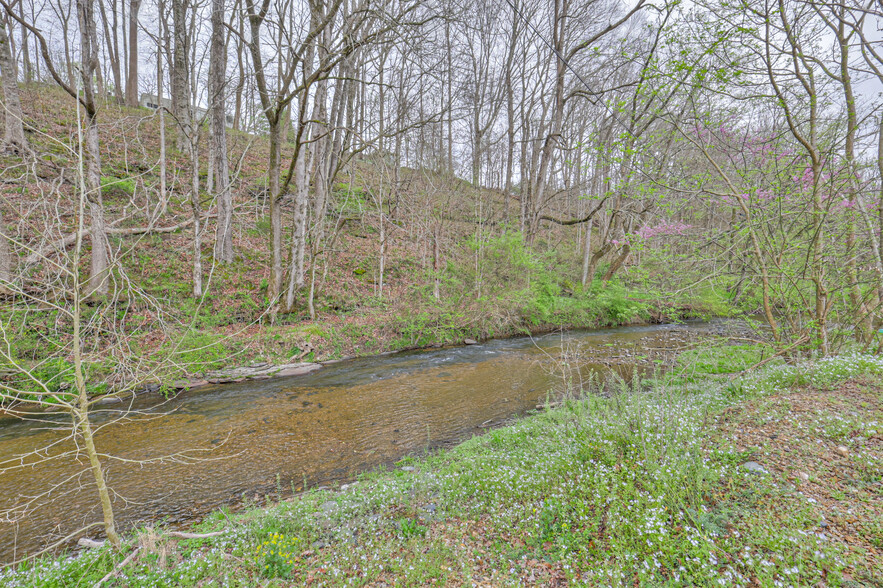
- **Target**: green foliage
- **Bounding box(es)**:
[416,231,648,340]
[168,331,235,372]
[100,175,136,196]
[677,343,765,376]
[397,517,427,539]
[253,532,300,578]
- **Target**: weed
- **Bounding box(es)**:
[254,532,300,578]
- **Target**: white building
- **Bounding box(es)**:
[140,93,233,127]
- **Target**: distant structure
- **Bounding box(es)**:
[139,93,233,127]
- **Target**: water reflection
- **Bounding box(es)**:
[0,322,709,561]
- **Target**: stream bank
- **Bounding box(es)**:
[0,321,730,563]
[4,352,881,586]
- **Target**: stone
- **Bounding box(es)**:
[77,537,104,548]
[742,461,768,475]
[834,445,849,458]
[401,466,416,472]
[463,338,478,345]
[276,363,322,378]
[172,379,209,390]
[797,472,810,482]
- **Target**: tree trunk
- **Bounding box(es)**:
[210,0,232,263]
[98,0,124,103]
[84,114,109,297]
[268,121,283,301]
[77,0,110,298]
[190,136,202,296]
[0,18,27,152]
[0,207,11,292]
[285,131,308,309]
[125,0,141,107]
[171,0,191,151]
[19,0,31,83]
[71,280,119,548]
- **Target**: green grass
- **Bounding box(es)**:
[4,352,880,586]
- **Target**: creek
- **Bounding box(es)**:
[0,321,724,562]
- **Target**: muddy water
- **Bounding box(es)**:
[0,322,713,562]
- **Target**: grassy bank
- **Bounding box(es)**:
[4,351,881,586]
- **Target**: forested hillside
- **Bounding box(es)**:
[0,0,882,576]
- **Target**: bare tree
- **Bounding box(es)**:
[171,0,191,151]
[211,0,232,263]
[125,0,142,107]
[0,10,27,152]
[99,0,124,102]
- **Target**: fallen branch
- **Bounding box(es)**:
[1,522,104,569]
[730,336,809,379]
[77,537,105,549]
[538,197,609,226]
[24,216,211,266]
[166,531,226,539]
[93,546,140,588]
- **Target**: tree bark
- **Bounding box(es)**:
[0,17,27,152]
[0,207,10,292]
[19,0,31,83]
[98,0,124,103]
[76,0,110,298]
[124,0,141,107]
[171,0,191,151]
[210,0,232,263]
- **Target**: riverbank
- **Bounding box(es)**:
[151,304,715,394]
[4,351,881,586]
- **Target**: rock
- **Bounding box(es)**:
[797,471,810,482]
[463,338,478,345]
[834,445,849,458]
[401,466,416,472]
[276,363,322,378]
[172,379,209,390]
[340,483,356,491]
[742,461,768,475]
[95,396,122,406]
[321,500,338,513]
[77,537,104,548]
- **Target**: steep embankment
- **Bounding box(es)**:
[0,85,706,390]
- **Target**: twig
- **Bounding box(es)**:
[730,336,809,379]
[0,522,104,568]
[93,546,140,588]
[166,531,226,539]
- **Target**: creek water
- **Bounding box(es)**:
[0,321,718,562]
